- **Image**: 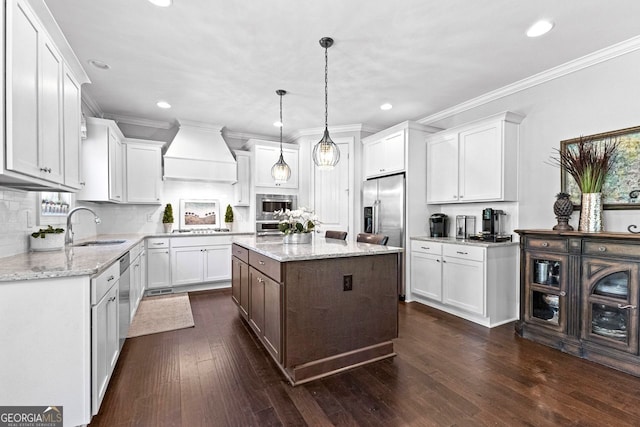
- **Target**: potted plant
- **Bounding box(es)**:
[30,225,65,251]
[162,203,174,233]
[224,204,234,231]
[274,207,318,244]
[550,136,618,232]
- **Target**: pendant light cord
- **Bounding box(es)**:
[324,45,329,130]
[279,93,283,151]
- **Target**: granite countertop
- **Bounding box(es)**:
[232,235,404,262]
[0,231,255,282]
[410,235,519,248]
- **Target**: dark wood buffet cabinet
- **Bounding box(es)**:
[516,230,640,376]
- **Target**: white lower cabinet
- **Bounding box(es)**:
[409,239,518,327]
[146,238,171,289]
[171,236,232,286]
[90,262,120,415]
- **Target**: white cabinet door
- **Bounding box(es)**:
[129,253,142,320]
[125,143,161,203]
[314,141,350,233]
[171,247,205,286]
[459,123,502,202]
[62,66,82,189]
[426,134,458,203]
[39,35,64,183]
[411,252,443,301]
[203,245,232,282]
[91,282,119,414]
[6,0,40,177]
[233,151,251,206]
[363,130,405,179]
[254,145,299,189]
[442,256,485,315]
[147,248,171,289]
[108,130,123,202]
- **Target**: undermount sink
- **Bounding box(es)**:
[73,239,126,247]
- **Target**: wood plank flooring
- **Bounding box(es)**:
[89,289,640,426]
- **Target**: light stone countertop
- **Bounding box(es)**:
[232,235,403,262]
[0,231,254,282]
[410,235,519,248]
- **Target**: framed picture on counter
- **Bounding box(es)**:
[179,199,220,230]
[560,125,640,210]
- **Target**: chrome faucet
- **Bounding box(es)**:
[65,207,101,245]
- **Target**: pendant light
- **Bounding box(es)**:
[271,89,291,182]
[312,37,340,170]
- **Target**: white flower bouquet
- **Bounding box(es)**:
[274,207,318,234]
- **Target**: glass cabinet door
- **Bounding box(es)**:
[525,252,568,332]
[582,260,638,354]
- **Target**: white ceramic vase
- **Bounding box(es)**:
[30,233,65,251]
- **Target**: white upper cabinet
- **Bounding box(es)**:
[363,130,405,179]
[63,66,83,189]
[78,118,125,203]
[123,139,164,204]
[248,140,299,189]
[2,0,88,190]
[426,112,524,204]
[233,151,251,206]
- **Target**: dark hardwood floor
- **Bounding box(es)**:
[90,289,640,426]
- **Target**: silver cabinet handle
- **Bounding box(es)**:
[259,260,265,265]
[541,242,549,247]
[257,277,264,283]
[107,275,115,282]
[436,259,441,263]
[618,304,637,310]
[459,195,464,199]
[598,246,607,252]
[152,242,164,246]
[421,246,430,250]
[109,296,116,302]
[442,259,447,263]
[559,291,566,296]
[456,251,468,255]
[453,195,457,198]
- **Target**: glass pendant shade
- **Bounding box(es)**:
[271,89,291,182]
[312,37,340,170]
[313,128,340,170]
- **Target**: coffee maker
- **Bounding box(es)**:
[469,208,511,242]
[429,213,448,237]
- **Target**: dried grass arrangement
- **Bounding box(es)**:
[550,136,618,193]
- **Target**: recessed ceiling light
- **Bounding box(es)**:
[273,121,283,127]
[88,59,110,70]
[380,103,393,111]
[526,20,554,37]
[156,101,171,109]
[148,0,172,7]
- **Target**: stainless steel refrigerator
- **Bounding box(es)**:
[362,174,405,248]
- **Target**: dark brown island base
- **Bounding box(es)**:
[231,235,403,385]
[516,229,640,377]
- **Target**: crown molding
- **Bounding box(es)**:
[418,35,640,125]
[81,92,103,117]
[291,123,380,140]
[104,114,174,129]
[223,130,278,142]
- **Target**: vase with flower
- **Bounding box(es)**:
[274,207,318,244]
[550,136,618,232]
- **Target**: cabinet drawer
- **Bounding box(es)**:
[171,235,233,247]
[583,241,640,258]
[129,240,144,260]
[410,240,442,256]
[91,262,120,305]
[249,250,282,282]
[526,237,568,253]
[232,243,249,263]
[443,244,484,262]
[147,238,169,249]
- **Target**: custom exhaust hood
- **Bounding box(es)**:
[163,120,237,182]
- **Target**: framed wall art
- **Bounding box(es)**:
[179,199,220,230]
[560,125,640,210]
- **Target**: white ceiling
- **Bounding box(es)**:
[43,0,640,139]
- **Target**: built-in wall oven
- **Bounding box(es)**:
[256,193,297,235]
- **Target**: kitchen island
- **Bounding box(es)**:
[231,235,403,385]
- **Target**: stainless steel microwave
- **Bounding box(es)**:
[255,193,297,220]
